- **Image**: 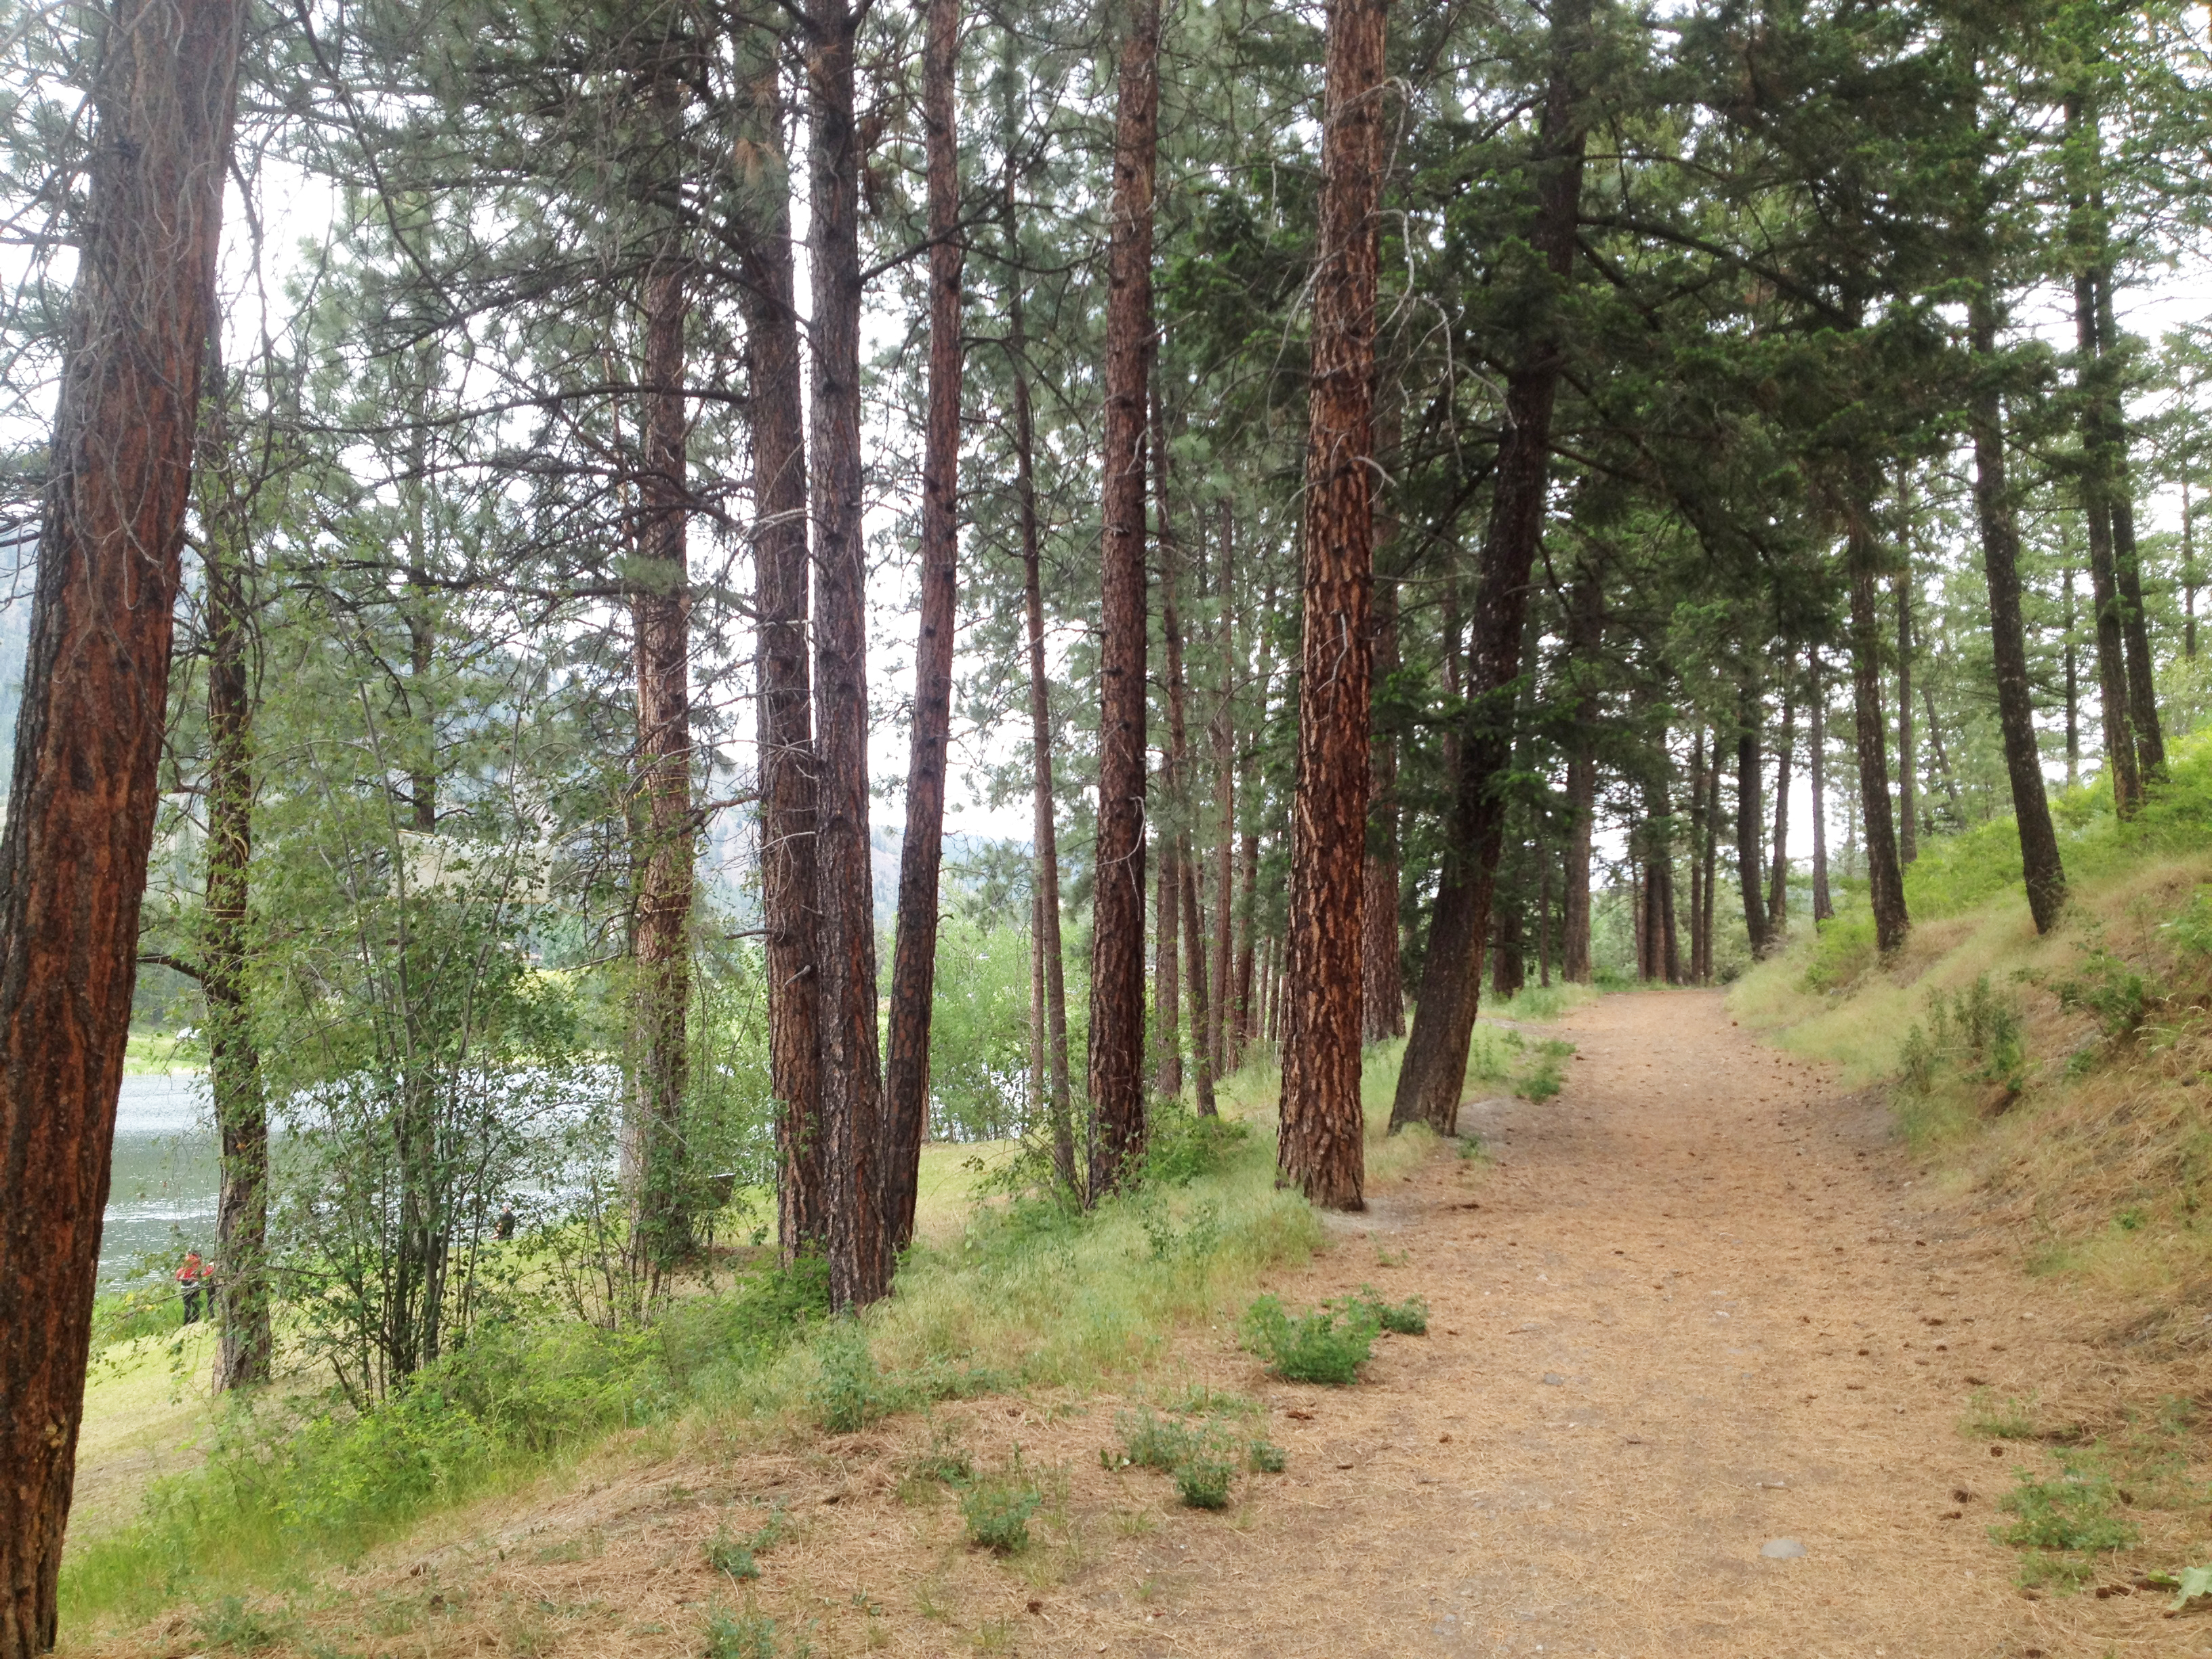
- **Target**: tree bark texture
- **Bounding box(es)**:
[1153,832,1181,1099]
[2092,237,2163,779]
[1277,0,1386,1208]
[1559,568,1599,983]
[1687,730,1706,981]
[1391,0,1588,1137]
[0,3,244,1648]
[882,0,963,1252]
[1809,650,1833,922]
[1768,692,1791,933]
[737,53,825,1265]
[1734,682,1767,958]
[1895,569,1916,865]
[1360,569,1403,1042]
[626,81,696,1277]
[200,392,268,1393]
[1846,491,1909,954]
[1155,426,1214,1118]
[805,0,887,1306]
[1210,502,1238,1077]
[1969,288,2068,935]
[1006,182,1075,1191]
[1086,0,1160,1199]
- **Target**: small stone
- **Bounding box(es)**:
[1542,1372,1565,1385]
[1761,1538,1807,1560]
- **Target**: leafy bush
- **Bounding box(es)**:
[195,1596,288,1652]
[1899,975,2025,1097]
[808,1319,886,1433]
[2057,951,2158,1041]
[705,1508,787,1580]
[2167,888,2212,963]
[703,1605,780,1659]
[1241,1294,1380,1385]
[1173,1454,1234,1510]
[1994,1455,2138,1553]
[1356,1286,1429,1335]
[960,1472,1042,1552]
[1143,1105,1250,1187]
[1246,1438,1286,1474]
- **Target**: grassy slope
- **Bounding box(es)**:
[1730,731,2212,1323]
[61,1040,1473,1640]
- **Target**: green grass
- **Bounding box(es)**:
[62,1090,1345,1636]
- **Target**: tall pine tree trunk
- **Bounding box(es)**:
[0,3,243,1647]
[626,62,696,1278]
[1279,0,1386,1206]
[1087,0,1160,1197]
[1004,166,1074,1191]
[883,0,964,1250]
[1210,501,1239,1076]
[806,0,888,1306]
[1361,566,1404,1041]
[1809,649,1833,922]
[737,41,824,1264]
[1734,680,1767,958]
[1769,691,1791,934]
[1969,286,2067,933]
[1156,416,1213,1116]
[1895,569,1917,864]
[1391,0,1588,1136]
[1847,487,1909,954]
[1687,729,1706,980]
[1560,565,1599,982]
[201,384,267,1393]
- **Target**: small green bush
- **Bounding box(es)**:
[703,1604,779,1659]
[960,1474,1042,1552]
[1173,1456,1233,1510]
[1994,1455,2138,1553]
[705,1532,758,1580]
[1241,1294,1379,1385]
[1113,1408,1199,1472]
[2057,951,2158,1041]
[1143,1106,1250,1187]
[195,1596,287,1652]
[1246,1438,1286,1474]
[808,1319,886,1433]
[1357,1286,1429,1335]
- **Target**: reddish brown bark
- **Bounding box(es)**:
[882,0,963,1252]
[1087,0,1160,1199]
[1278,0,1386,1208]
[805,0,887,1305]
[0,3,243,1648]
[736,47,824,1264]
[1391,0,1588,1137]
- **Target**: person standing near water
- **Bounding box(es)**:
[176,1250,209,1323]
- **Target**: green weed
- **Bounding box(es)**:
[1994,1454,2138,1554]
[1355,1286,1429,1335]
[2057,951,2160,1042]
[1241,1294,1380,1385]
[1964,1389,2039,1440]
[809,1319,886,1434]
[960,1465,1042,1553]
[703,1605,780,1659]
[195,1596,288,1652]
[1172,1454,1234,1510]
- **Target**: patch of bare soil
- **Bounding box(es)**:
[87,992,2212,1658]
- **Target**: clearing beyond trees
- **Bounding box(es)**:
[72,991,2211,1659]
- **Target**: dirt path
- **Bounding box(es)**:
[118,991,2198,1659]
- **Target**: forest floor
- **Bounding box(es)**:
[84,991,2212,1659]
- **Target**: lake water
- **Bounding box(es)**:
[105,1072,218,1288]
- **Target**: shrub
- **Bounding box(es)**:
[1994,1455,2138,1553]
[1357,1287,1429,1335]
[1173,1455,1234,1510]
[1246,1438,1286,1474]
[2057,951,2158,1041]
[1241,1294,1380,1385]
[960,1473,1042,1552]
[1143,1105,1250,1187]
[808,1319,886,1433]
[703,1605,779,1659]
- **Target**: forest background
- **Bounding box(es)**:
[3,0,2212,1647]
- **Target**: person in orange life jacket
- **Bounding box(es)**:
[176,1250,211,1324]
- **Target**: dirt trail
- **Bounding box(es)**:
[106,991,2198,1659]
